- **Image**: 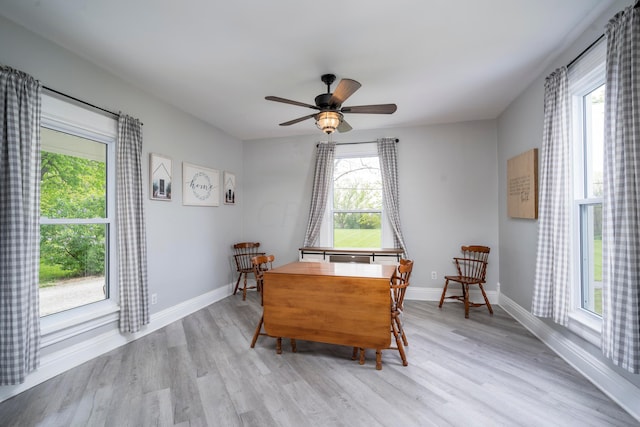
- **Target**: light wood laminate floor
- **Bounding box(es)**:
[0,293,637,426]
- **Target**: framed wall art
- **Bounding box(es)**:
[224,171,236,205]
[182,162,220,206]
[150,153,172,201]
[507,148,538,219]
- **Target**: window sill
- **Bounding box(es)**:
[40,300,120,348]
[567,309,602,348]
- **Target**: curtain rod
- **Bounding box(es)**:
[567,1,639,69]
[317,138,399,147]
[566,33,605,69]
[43,86,143,125]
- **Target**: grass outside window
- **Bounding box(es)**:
[334,229,381,248]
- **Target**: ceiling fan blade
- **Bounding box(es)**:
[329,79,361,106]
[266,96,319,110]
[337,119,352,133]
[279,114,316,126]
[341,104,397,114]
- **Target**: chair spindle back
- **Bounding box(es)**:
[391,259,413,313]
[233,242,263,272]
[454,245,489,283]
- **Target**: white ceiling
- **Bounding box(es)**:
[0,0,613,141]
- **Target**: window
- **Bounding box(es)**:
[577,84,604,316]
[569,39,605,343]
[39,94,117,319]
[333,156,382,248]
[318,143,393,248]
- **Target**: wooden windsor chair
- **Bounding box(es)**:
[438,245,492,318]
[232,242,264,300]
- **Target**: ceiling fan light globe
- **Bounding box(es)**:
[316,111,342,134]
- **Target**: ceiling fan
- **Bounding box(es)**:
[265,74,397,134]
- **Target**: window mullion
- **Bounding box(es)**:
[40,218,110,225]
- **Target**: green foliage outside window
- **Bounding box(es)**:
[40,151,106,282]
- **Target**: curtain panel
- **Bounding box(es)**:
[602,5,640,373]
[377,138,408,257]
[532,67,572,326]
[0,66,42,385]
[303,142,336,247]
[116,114,149,333]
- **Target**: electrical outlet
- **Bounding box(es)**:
[151,293,158,305]
[431,271,437,280]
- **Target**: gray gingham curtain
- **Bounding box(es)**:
[303,142,335,247]
[0,66,42,385]
[117,114,149,333]
[601,5,640,373]
[532,67,571,326]
[377,138,408,256]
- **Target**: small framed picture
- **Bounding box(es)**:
[182,162,220,206]
[150,153,172,201]
[224,171,236,205]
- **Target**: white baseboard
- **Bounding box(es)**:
[0,284,232,403]
[499,294,640,423]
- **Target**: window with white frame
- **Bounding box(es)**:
[318,143,393,248]
[568,39,605,342]
[39,94,117,318]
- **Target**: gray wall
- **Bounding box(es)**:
[0,15,243,335]
[243,121,500,291]
[497,0,640,387]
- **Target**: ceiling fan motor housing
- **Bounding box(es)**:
[315,93,336,109]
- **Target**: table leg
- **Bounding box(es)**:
[375,349,382,370]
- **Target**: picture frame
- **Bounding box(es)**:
[507,148,538,219]
[182,162,220,206]
[150,153,172,201]
[224,171,236,205]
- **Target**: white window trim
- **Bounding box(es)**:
[567,39,605,346]
[318,142,393,248]
[40,93,119,343]
[567,306,602,347]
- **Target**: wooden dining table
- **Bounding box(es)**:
[262,261,397,370]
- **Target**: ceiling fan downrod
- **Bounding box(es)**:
[316,74,337,109]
